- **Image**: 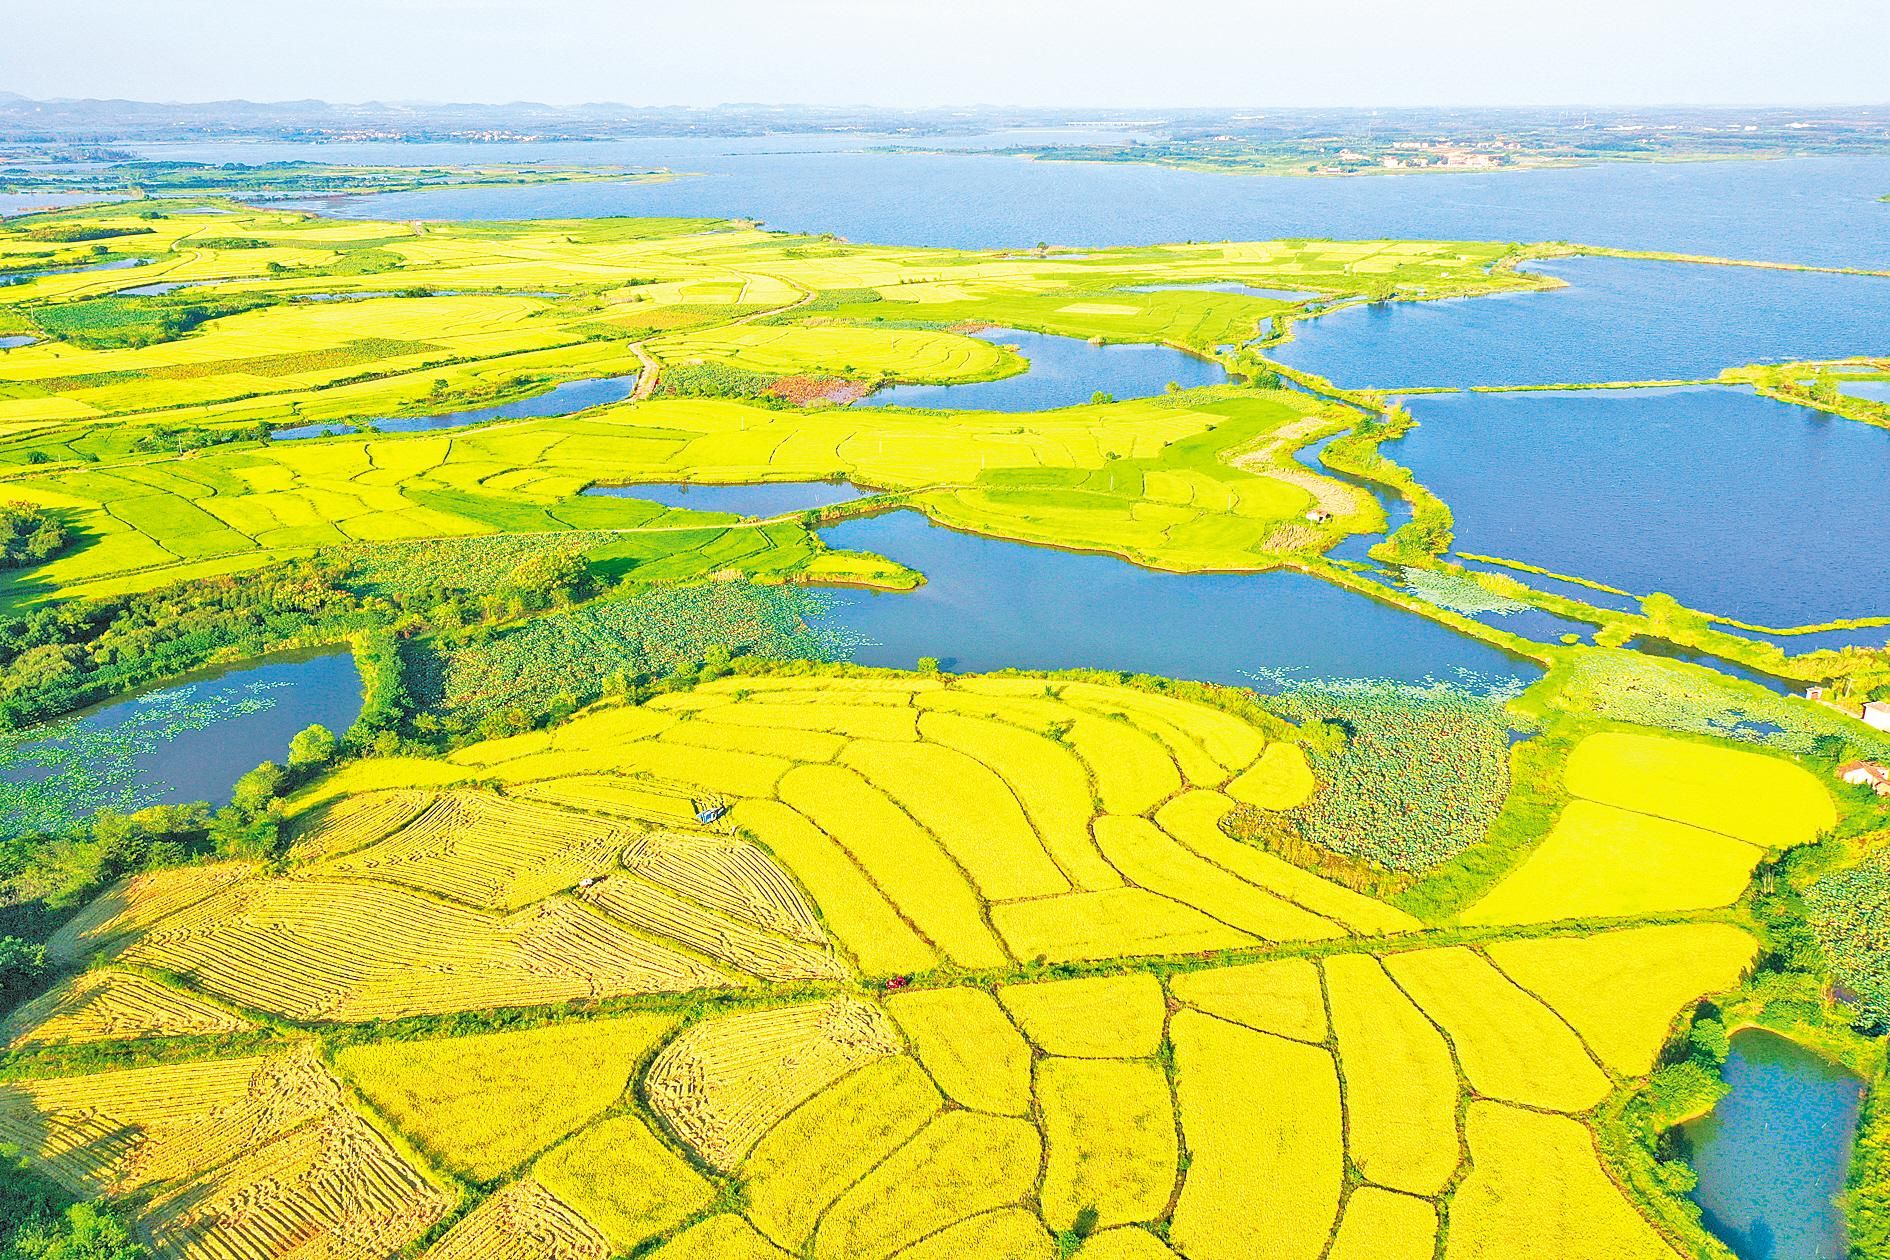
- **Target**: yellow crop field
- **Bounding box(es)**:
[422,1179,610,1260]
[998,972,1166,1058]
[1,969,253,1048]
[1322,954,1460,1196]
[578,875,847,983]
[741,1056,943,1250]
[1056,680,1267,777]
[1073,1228,1185,1259]
[620,828,828,944]
[992,886,1258,963]
[839,740,1068,899]
[1093,814,1344,941]
[1038,1058,1178,1229]
[646,1214,792,1260]
[812,1110,1042,1260]
[1447,1104,1680,1260]
[1153,791,1419,935]
[652,323,1014,383]
[1564,731,1835,847]
[915,710,1121,890]
[1382,947,1610,1112]
[110,876,730,1020]
[1225,742,1317,809]
[1484,924,1757,1074]
[1461,800,1765,924]
[334,1014,678,1180]
[1170,1011,1342,1260]
[1170,957,1327,1042]
[645,997,903,1170]
[886,987,1032,1116]
[777,763,1012,969]
[286,789,434,860]
[1326,1187,1438,1260]
[533,1115,714,1253]
[727,799,939,976]
[313,790,631,910]
[0,1050,450,1257]
[895,1209,1055,1260]
[46,862,251,965]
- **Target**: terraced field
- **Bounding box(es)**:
[0,672,1830,1260]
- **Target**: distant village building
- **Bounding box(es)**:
[1866,701,1890,733]
[1838,761,1890,797]
[1306,508,1334,524]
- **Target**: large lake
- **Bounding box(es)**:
[146,137,1890,269]
[1386,385,1890,627]
[1272,256,1890,387]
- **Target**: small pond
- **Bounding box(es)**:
[1271,256,1890,388]
[0,335,37,350]
[0,649,365,840]
[1840,381,1890,405]
[583,480,871,516]
[1382,385,1890,627]
[856,326,1227,412]
[813,510,1539,688]
[1684,1028,1865,1260]
[272,373,640,440]
[0,255,153,286]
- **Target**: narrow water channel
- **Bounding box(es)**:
[272,373,640,440]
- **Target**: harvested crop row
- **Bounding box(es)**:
[313,790,631,911]
[421,1179,611,1260]
[115,878,730,1021]
[620,828,828,944]
[646,997,904,1170]
[1,969,255,1049]
[578,874,846,983]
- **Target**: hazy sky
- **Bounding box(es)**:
[5,0,1888,108]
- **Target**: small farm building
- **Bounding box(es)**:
[1838,761,1890,797]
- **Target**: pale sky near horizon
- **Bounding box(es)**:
[4,0,1888,109]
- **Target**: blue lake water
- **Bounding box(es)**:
[1272,256,1890,387]
[189,138,1890,270]
[583,480,870,516]
[1684,1029,1865,1260]
[0,649,364,839]
[1842,381,1890,404]
[1386,385,1890,626]
[857,326,1225,411]
[273,373,639,439]
[0,335,36,349]
[814,510,1538,688]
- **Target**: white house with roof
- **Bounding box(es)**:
[1865,701,1890,733]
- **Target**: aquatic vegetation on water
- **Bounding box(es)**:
[1401,568,1533,617]
[1255,673,1522,876]
[407,582,858,728]
[0,682,285,840]
[1805,855,1890,1033]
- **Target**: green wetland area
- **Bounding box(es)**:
[0,101,1885,1260]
